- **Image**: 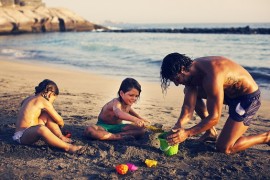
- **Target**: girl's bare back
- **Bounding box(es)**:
[16,95,45,131]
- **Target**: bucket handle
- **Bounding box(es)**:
[160,146,171,152]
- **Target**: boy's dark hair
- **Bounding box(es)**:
[160,52,193,93]
[118,78,141,102]
[35,79,59,95]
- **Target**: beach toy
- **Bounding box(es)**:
[158,132,179,156]
[126,163,138,171]
[145,159,158,167]
[145,123,164,133]
[63,130,72,138]
[146,125,164,133]
[116,164,129,175]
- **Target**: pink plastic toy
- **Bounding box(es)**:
[126,163,138,171]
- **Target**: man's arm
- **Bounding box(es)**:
[168,75,224,144]
[186,86,223,137]
[173,86,198,129]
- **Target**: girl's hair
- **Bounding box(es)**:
[118,78,141,102]
[35,79,59,95]
[160,52,193,93]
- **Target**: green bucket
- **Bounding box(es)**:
[158,132,179,156]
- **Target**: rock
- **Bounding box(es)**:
[0,5,107,35]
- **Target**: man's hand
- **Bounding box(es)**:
[167,128,189,145]
[171,123,181,132]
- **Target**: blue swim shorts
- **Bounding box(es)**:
[224,89,261,126]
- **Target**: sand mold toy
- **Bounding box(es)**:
[158,132,179,156]
[126,163,138,171]
[145,159,158,167]
[116,164,129,175]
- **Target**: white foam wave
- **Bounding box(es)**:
[1,48,36,58]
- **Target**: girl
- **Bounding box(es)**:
[84,78,149,140]
[13,79,84,153]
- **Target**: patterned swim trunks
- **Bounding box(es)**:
[224,89,261,126]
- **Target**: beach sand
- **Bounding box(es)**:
[0,58,269,179]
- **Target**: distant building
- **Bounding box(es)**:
[0,0,45,7]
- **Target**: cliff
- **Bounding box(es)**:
[0,1,107,35]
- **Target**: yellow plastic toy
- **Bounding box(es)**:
[145,159,158,167]
[145,123,164,133]
[146,125,164,133]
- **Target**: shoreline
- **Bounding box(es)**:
[1,57,270,117]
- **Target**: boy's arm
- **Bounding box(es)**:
[43,100,64,127]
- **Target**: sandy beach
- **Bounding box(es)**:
[0,58,269,179]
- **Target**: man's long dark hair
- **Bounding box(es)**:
[160,52,193,93]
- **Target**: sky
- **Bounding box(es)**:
[43,0,270,24]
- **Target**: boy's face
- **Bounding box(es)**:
[120,88,139,105]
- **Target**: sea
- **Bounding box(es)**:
[1,23,270,97]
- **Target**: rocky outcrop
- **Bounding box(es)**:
[0,6,107,35]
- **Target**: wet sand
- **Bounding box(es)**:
[0,59,269,179]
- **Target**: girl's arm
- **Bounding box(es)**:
[130,108,150,124]
[129,108,142,119]
[43,100,64,127]
[112,100,145,126]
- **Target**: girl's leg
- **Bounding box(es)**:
[20,125,82,153]
[84,125,124,140]
[39,112,72,143]
[120,124,145,138]
[216,117,270,154]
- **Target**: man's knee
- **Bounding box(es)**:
[216,142,232,154]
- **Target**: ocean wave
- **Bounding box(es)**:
[80,43,131,54]
[147,60,162,66]
[1,48,34,58]
[244,66,270,86]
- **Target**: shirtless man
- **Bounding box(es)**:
[13,79,84,153]
[160,52,270,154]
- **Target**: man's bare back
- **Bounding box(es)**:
[193,56,258,98]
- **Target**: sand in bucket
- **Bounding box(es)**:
[158,132,179,156]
